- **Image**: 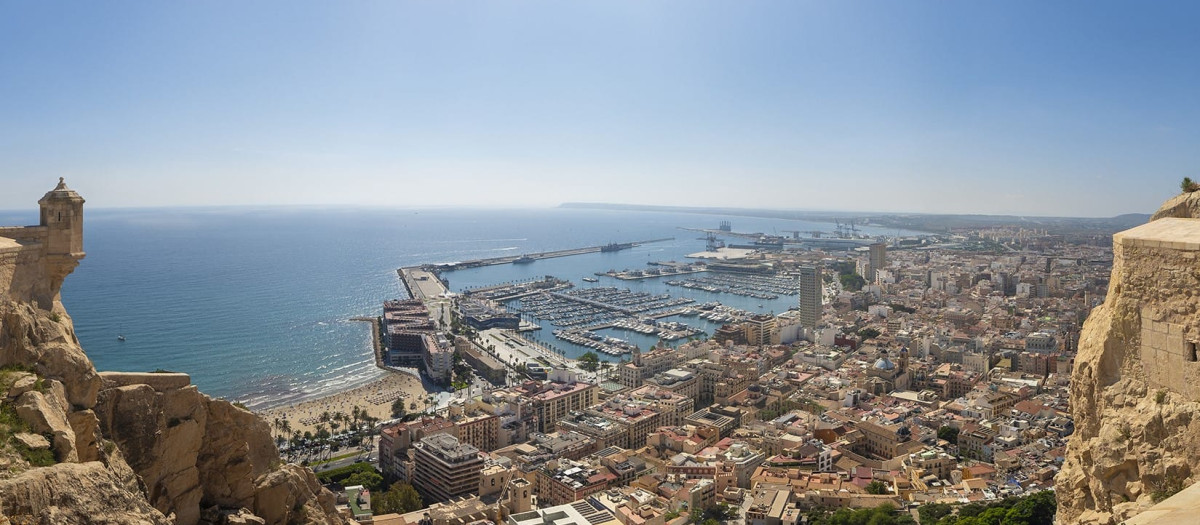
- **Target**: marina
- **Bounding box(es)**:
[460,276,574,302]
[514,286,695,328]
[503,284,707,355]
[551,329,638,356]
[664,272,799,300]
[600,260,707,280]
[417,215,915,361]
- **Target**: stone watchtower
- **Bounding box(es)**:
[39,177,86,256]
[38,178,86,305]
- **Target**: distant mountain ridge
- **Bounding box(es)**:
[560,202,1151,234]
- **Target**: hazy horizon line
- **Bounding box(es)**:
[0,200,1153,222]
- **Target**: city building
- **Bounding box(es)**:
[413,433,485,503]
[383,300,438,368]
[618,346,677,389]
[641,369,699,402]
[744,314,781,347]
[1025,332,1058,353]
[797,266,822,330]
[536,459,617,506]
[685,406,741,439]
[506,501,619,525]
[459,298,521,330]
[425,334,455,383]
[379,417,458,481]
[514,378,599,434]
[868,242,887,282]
[450,403,501,453]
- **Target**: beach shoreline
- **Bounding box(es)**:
[256,369,434,436]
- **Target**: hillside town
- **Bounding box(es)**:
[313,226,1101,525]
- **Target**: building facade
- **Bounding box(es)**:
[413,434,485,503]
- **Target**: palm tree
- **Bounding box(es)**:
[320,411,331,424]
[289,430,303,460]
[315,424,331,460]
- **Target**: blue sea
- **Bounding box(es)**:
[0,206,911,408]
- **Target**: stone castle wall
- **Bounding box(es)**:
[1057,196,1200,524]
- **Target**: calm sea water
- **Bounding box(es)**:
[0,206,909,408]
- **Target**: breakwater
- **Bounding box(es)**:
[422,238,674,271]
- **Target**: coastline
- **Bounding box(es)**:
[256,369,431,436]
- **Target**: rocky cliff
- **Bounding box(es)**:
[0,181,350,525]
[0,299,350,525]
[1056,191,1200,524]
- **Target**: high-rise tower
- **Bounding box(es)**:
[867,242,886,282]
[797,265,822,330]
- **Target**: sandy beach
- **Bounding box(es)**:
[257,371,432,436]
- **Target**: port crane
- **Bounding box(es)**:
[834,219,861,238]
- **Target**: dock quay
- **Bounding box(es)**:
[398,266,450,300]
[679,227,875,249]
[603,262,706,280]
[423,237,675,271]
[513,286,694,329]
[461,276,573,302]
[575,306,699,331]
[665,272,799,300]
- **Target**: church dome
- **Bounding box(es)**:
[872,357,895,371]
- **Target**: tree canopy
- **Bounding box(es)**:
[938,425,959,445]
[372,482,424,515]
[865,480,889,494]
[578,351,600,372]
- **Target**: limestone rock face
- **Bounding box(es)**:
[14,389,77,463]
[5,372,37,398]
[0,457,172,525]
[0,302,352,525]
[1057,197,1200,524]
[68,409,102,462]
[253,465,346,525]
[1150,190,1200,221]
[95,374,351,525]
[96,382,207,525]
[0,300,101,408]
[197,398,278,509]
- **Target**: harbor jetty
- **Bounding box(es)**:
[414,237,675,272]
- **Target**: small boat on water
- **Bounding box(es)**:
[117,335,126,341]
[582,277,599,283]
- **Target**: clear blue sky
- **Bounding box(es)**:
[2,1,1197,216]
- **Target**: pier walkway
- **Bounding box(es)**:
[398,267,450,300]
[577,306,693,330]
